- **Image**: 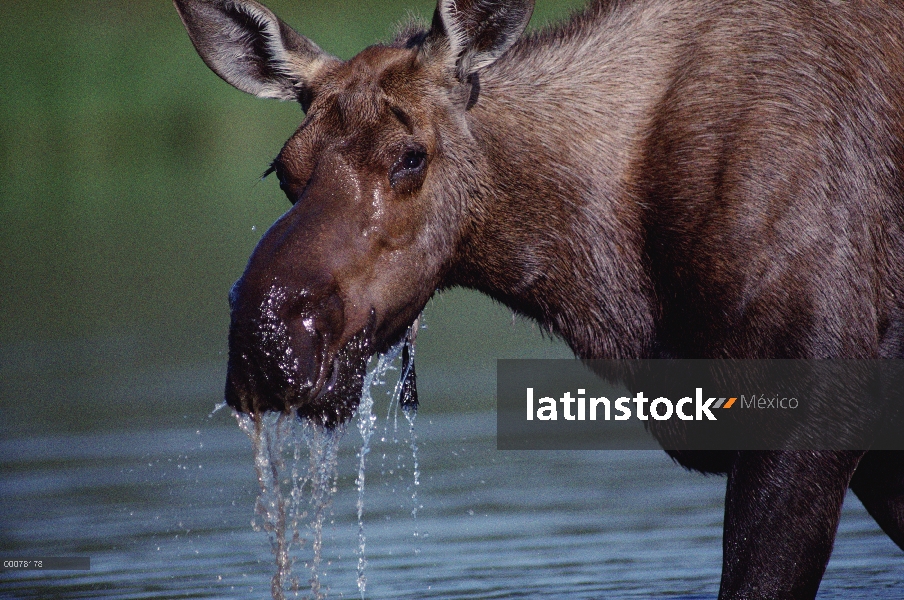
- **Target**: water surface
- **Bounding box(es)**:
[2,408,901,599]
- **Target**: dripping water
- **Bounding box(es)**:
[400,321,421,554]
[403,405,421,554]
[355,318,420,597]
[236,410,342,600]
[354,345,399,596]
[235,317,422,600]
[305,422,341,599]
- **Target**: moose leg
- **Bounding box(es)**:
[718,451,864,600]
[849,450,904,550]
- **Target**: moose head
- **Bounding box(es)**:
[174,0,536,425]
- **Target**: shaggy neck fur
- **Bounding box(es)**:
[447,0,695,359]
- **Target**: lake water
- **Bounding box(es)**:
[4,1,901,597]
[2,401,902,599]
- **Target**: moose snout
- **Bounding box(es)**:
[224,276,346,416]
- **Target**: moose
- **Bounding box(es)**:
[174,0,904,597]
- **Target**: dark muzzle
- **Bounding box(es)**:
[224,277,372,426]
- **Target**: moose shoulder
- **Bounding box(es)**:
[173,0,904,597]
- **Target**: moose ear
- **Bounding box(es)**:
[173,0,337,102]
[425,0,534,80]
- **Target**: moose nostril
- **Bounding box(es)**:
[225,310,325,413]
[225,278,347,414]
[286,314,325,386]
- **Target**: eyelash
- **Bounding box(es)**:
[264,162,295,204]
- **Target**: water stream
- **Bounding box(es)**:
[403,408,421,555]
[235,410,343,599]
[235,324,420,600]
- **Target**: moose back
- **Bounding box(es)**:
[173,0,904,597]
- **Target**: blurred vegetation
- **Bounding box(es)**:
[0,0,584,434]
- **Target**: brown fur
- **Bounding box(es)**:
[174,0,904,597]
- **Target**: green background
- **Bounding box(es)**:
[0,0,586,436]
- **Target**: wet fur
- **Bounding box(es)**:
[176,0,904,597]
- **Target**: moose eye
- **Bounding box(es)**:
[264,162,298,205]
[389,148,428,191]
[402,151,425,170]
[276,174,296,204]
